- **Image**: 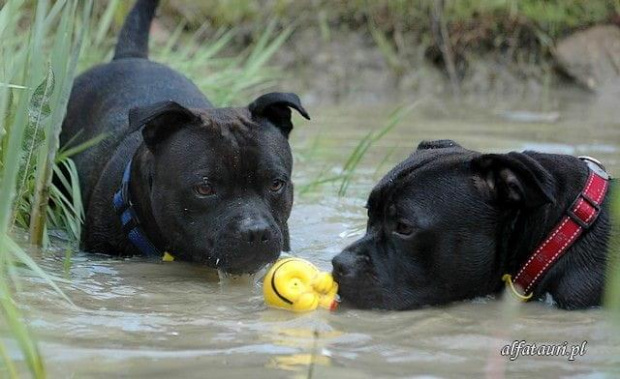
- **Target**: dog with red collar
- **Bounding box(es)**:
[332,140,614,310]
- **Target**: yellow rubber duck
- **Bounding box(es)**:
[263,257,339,312]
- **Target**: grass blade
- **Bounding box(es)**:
[337,104,416,196]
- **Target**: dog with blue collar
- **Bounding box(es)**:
[61,0,310,273]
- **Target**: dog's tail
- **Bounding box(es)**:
[113,0,160,60]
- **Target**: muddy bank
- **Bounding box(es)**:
[268,26,559,106]
[250,23,620,118]
[153,2,620,111]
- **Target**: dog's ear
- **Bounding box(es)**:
[248,92,310,138]
[471,152,555,208]
[417,139,462,151]
[129,101,199,151]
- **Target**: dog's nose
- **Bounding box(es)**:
[216,216,281,274]
[332,250,357,279]
[239,218,272,244]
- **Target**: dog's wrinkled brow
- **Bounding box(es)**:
[367,149,473,217]
[195,107,259,150]
[367,155,433,211]
[198,108,254,133]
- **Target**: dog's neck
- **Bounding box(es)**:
[127,145,168,253]
[501,152,613,307]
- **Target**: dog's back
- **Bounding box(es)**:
[61,0,210,204]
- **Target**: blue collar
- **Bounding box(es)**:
[112,159,163,258]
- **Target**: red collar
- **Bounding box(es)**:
[504,157,611,300]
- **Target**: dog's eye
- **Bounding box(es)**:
[195,182,215,197]
[394,221,414,237]
[269,179,286,192]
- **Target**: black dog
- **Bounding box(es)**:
[332,140,614,310]
[61,0,309,274]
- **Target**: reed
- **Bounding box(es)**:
[1,1,90,377]
[79,2,291,106]
[299,104,415,197]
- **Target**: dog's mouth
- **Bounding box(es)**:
[212,253,280,275]
[333,269,385,310]
[168,225,284,274]
[199,239,282,275]
[336,283,386,310]
[337,282,428,311]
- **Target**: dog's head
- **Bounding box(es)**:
[129,92,310,274]
[332,140,558,309]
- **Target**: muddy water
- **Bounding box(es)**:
[5,95,620,378]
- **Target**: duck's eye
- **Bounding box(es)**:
[269,179,286,192]
[195,182,215,197]
[394,221,414,237]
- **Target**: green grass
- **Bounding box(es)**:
[1,1,90,377]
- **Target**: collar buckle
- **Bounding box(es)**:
[566,191,601,229]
